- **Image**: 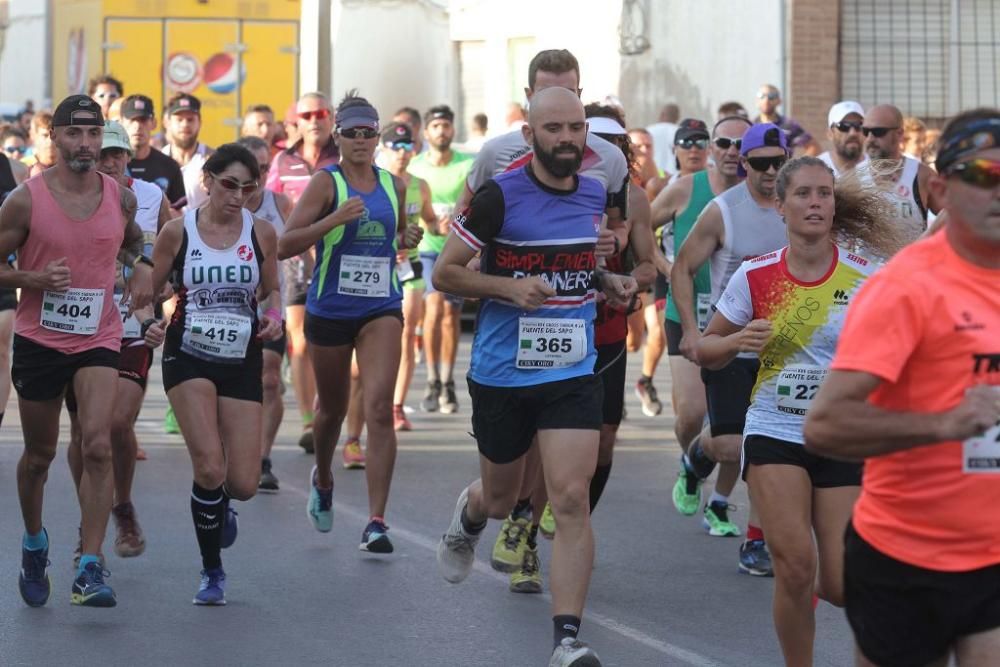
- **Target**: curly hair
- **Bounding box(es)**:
[583,102,637,178]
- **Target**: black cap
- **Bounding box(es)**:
[52,95,104,127]
[121,95,156,120]
[166,93,201,116]
[674,118,709,144]
[380,122,414,145]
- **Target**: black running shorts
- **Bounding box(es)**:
[12,335,120,402]
[162,344,263,402]
[741,434,862,488]
[701,357,760,436]
[595,342,626,427]
[304,309,403,347]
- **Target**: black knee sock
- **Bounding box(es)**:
[191,482,225,570]
[511,497,532,521]
[589,462,613,513]
[688,436,717,480]
[553,615,581,647]
[460,505,486,535]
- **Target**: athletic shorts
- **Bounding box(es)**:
[419,251,463,308]
[653,273,669,310]
[844,521,1000,667]
[304,309,403,348]
[701,357,760,437]
[262,321,288,356]
[162,345,263,402]
[741,434,862,488]
[665,318,683,356]
[12,334,120,402]
[65,339,153,412]
[595,341,627,426]
[0,287,17,311]
[468,373,603,464]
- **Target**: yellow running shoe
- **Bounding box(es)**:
[509,545,543,594]
[539,502,556,539]
[490,517,528,573]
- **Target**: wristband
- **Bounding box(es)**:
[264,308,282,322]
[132,254,154,269]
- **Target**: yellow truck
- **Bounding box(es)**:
[51,0,300,147]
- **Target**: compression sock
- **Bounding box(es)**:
[191,482,224,570]
[427,363,440,383]
[589,462,613,513]
[553,615,581,648]
[440,362,453,385]
[688,436,718,479]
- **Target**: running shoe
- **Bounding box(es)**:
[359,519,394,553]
[221,505,238,549]
[436,486,480,583]
[136,447,148,461]
[539,502,556,539]
[193,567,226,606]
[71,562,116,607]
[702,501,741,537]
[342,438,366,470]
[258,457,280,493]
[421,380,441,413]
[508,545,543,594]
[307,466,334,533]
[112,502,146,558]
[298,428,315,454]
[393,405,412,432]
[490,517,528,573]
[671,458,702,516]
[738,539,774,577]
[634,377,662,417]
[18,531,50,608]
[549,638,601,667]
[439,381,459,414]
[163,406,180,434]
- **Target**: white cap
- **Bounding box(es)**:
[828,101,865,126]
[587,116,627,135]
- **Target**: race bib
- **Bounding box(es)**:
[187,312,252,359]
[516,318,587,369]
[338,255,390,297]
[696,293,712,330]
[396,258,415,282]
[776,365,829,416]
[118,300,142,339]
[963,422,1000,474]
[40,288,104,335]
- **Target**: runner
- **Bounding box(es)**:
[121,95,186,211]
[278,92,422,552]
[818,101,869,177]
[653,114,750,519]
[393,107,424,154]
[87,75,123,119]
[699,156,900,665]
[670,122,790,574]
[752,84,820,156]
[147,142,283,605]
[407,105,474,415]
[236,136,294,492]
[25,111,56,177]
[268,92,340,454]
[0,95,153,608]
[628,127,669,199]
[241,104,278,147]
[2,127,31,181]
[805,108,1000,667]
[0,140,27,432]
[162,93,214,213]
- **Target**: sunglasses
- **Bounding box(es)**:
[713,137,742,150]
[340,127,379,140]
[758,92,779,100]
[298,109,330,122]
[676,138,709,150]
[745,155,788,172]
[2,145,26,155]
[947,158,1000,189]
[384,141,414,152]
[833,121,863,133]
[862,126,899,138]
[212,174,258,195]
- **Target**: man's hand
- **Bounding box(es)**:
[595,229,617,258]
[736,319,772,355]
[598,271,637,308]
[122,262,154,315]
[403,224,424,249]
[143,317,167,349]
[679,329,702,364]
[938,385,1000,442]
[506,276,555,311]
[33,257,71,292]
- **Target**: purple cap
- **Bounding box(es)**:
[737,122,788,176]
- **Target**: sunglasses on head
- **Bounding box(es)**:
[298,109,330,122]
[384,141,414,152]
[745,155,788,172]
[2,145,26,155]
[862,126,899,138]
[947,158,1000,189]
[713,137,742,150]
[340,127,379,140]
[833,121,863,133]
[212,174,258,195]
[676,138,709,150]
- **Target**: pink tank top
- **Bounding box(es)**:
[16,172,124,353]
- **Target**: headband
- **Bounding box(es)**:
[936,118,1000,173]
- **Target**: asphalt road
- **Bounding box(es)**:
[0,336,856,666]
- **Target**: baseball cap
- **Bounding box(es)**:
[51,94,104,127]
[121,95,155,120]
[674,118,709,144]
[380,122,414,146]
[165,93,201,116]
[827,101,865,127]
[101,121,132,155]
[738,122,788,176]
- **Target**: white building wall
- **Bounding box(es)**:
[0,0,48,108]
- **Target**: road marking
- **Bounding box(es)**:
[0,442,680,453]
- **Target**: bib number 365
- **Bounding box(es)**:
[516,318,587,369]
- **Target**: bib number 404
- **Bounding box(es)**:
[56,303,92,319]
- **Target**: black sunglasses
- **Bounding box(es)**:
[862,126,899,138]
[745,155,787,172]
[339,127,379,140]
[833,121,863,133]
[676,138,709,150]
[713,137,742,150]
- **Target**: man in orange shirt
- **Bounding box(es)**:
[805,107,1000,667]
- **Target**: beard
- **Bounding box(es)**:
[61,147,95,173]
[533,138,583,178]
[172,133,198,151]
[866,144,893,160]
[837,140,862,161]
[429,135,452,151]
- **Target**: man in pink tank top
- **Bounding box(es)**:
[0,94,153,609]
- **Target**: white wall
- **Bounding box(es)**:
[0,0,48,108]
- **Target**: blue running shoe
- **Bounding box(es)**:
[193,567,226,606]
[18,531,51,608]
[359,519,394,553]
[71,562,116,607]
[739,538,774,577]
[221,505,238,549]
[307,465,333,533]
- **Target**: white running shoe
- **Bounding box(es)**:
[549,638,601,667]
[436,486,481,583]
